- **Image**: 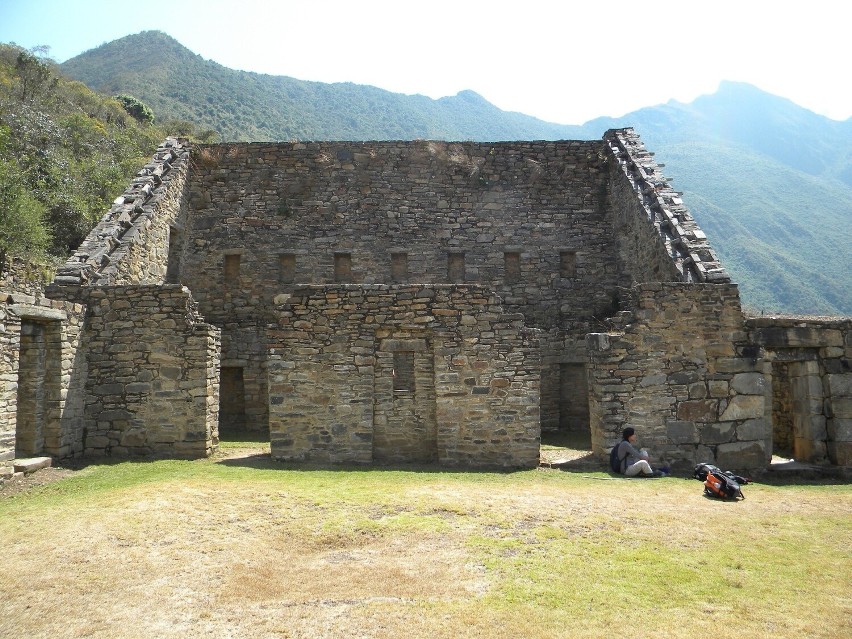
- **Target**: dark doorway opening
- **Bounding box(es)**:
[16,319,61,457]
[559,363,590,441]
[771,361,794,459]
[219,366,247,439]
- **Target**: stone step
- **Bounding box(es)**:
[13,457,52,474]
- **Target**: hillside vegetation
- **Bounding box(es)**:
[0,43,214,267]
[581,85,852,315]
[59,30,579,143]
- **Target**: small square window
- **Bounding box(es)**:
[334,252,352,282]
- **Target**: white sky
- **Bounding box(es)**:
[0,0,849,125]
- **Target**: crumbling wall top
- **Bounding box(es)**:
[52,137,191,288]
[604,128,730,284]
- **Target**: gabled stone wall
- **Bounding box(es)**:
[54,138,191,287]
[604,129,729,284]
[268,285,540,468]
[35,138,222,461]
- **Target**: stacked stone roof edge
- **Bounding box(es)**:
[53,137,190,287]
[604,128,730,285]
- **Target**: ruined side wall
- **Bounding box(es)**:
[79,285,219,458]
[747,317,852,465]
[268,285,540,468]
[54,138,191,287]
[1,257,85,476]
[587,283,768,471]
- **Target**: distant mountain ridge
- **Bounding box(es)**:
[59,30,583,142]
[59,31,852,316]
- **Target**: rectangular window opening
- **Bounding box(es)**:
[393,351,416,393]
[504,251,521,284]
[560,251,576,278]
[165,226,182,284]
[279,253,296,284]
[224,254,241,283]
[334,252,352,282]
[447,252,465,283]
[391,252,408,283]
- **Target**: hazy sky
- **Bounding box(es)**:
[1,0,848,125]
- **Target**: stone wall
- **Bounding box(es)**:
[267,285,540,468]
[184,140,616,326]
[747,317,852,465]
[4,130,846,472]
[75,285,219,458]
[54,138,191,287]
[587,282,769,471]
[39,138,222,462]
[1,257,85,477]
[180,139,623,436]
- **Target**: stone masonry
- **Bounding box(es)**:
[268,285,539,467]
[1,129,849,474]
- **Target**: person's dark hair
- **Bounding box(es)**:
[622,427,635,440]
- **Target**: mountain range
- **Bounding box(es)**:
[59,31,852,316]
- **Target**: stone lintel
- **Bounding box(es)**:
[379,339,428,352]
[10,304,67,321]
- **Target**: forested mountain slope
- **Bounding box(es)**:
[59,31,582,142]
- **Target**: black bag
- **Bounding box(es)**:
[609,443,626,473]
[693,463,750,500]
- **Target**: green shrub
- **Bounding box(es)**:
[113,93,154,124]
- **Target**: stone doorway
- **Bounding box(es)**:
[540,361,591,443]
[15,319,62,457]
[219,366,247,438]
[770,356,827,463]
[559,363,590,434]
[373,338,437,463]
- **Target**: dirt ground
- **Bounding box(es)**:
[0,464,76,497]
[2,440,848,639]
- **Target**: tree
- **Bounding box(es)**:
[15,50,56,102]
[113,94,155,124]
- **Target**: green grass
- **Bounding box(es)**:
[1,450,850,639]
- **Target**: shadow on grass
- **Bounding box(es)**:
[214,451,534,474]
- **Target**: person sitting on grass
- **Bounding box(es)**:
[615,427,667,477]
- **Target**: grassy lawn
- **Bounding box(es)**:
[1,441,849,639]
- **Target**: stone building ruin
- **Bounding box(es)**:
[2,129,850,475]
